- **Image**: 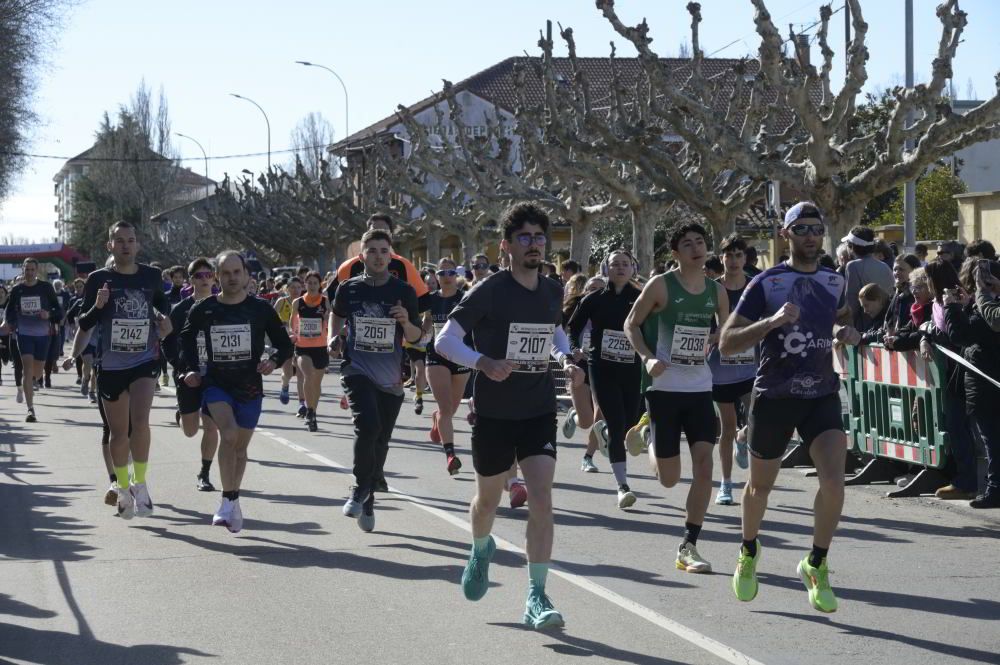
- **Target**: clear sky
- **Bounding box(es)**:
[2,0,998,242]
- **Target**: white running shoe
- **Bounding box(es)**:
[116,486,135,520]
[16,388,23,404]
[676,542,712,573]
[617,485,637,509]
[562,408,577,439]
[104,482,119,507]
[580,456,598,473]
[227,499,243,533]
[595,420,609,458]
[213,497,234,528]
[131,482,154,517]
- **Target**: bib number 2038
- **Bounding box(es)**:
[670,325,709,366]
[506,322,553,373]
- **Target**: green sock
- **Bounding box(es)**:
[133,461,147,485]
[473,535,491,555]
[114,465,130,489]
[528,562,549,590]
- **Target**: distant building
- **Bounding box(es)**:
[952,100,1000,193]
[52,145,215,243]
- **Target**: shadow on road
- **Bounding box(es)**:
[489,622,691,664]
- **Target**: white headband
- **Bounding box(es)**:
[841,232,875,247]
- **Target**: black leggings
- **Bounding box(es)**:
[10,336,23,386]
[342,373,404,490]
[589,359,642,464]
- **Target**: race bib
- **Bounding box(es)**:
[354,316,394,353]
[720,348,755,366]
[210,324,252,362]
[600,329,635,363]
[506,322,553,373]
[299,317,323,338]
[21,296,41,315]
[433,321,445,338]
[580,330,591,352]
[196,333,208,365]
[670,325,709,366]
[111,318,150,353]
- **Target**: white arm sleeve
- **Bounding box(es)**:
[550,326,570,365]
[434,319,483,369]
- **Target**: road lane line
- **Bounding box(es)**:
[257,427,767,665]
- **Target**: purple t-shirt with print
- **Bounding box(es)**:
[734,263,846,399]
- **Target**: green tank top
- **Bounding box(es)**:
[642,271,716,392]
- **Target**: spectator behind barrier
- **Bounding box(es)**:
[843,225,895,320]
[965,239,997,261]
[855,283,890,345]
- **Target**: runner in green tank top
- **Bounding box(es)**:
[625,223,730,575]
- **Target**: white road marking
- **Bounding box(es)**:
[257,427,767,665]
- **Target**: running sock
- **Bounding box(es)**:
[443,442,455,456]
[683,522,702,546]
[200,459,213,478]
[583,454,594,462]
[109,473,117,484]
[611,462,627,486]
[114,465,130,489]
[133,461,147,485]
[528,562,549,590]
[307,408,316,419]
[415,388,423,398]
[223,490,240,501]
[808,545,829,568]
[473,535,492,555]
[742,539,758,558]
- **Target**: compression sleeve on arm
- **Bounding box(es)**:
[550,326,571,365]
[434,320,482,369]
[77,277,101,331]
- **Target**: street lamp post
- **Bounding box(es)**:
[230,93,271,170]
[295,61,350,140]
[175,132,210,199]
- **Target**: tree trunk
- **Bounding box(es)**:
[828,199,866,254]
[458,225,479,265]
[332,239,349,267]
[630,205,655,276]
[425,225,442,264]
[569,215,595,267]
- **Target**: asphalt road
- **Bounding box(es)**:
[2,366,998,665]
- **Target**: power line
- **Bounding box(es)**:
[0,143,332,163]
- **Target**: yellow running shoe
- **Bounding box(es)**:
[732,540,761,602]
[626,412,651,457]
[798,556,838,613]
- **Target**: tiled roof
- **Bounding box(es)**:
[332,55,815,151]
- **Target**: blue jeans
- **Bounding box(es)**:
[945,390,978,492]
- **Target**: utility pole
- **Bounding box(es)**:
[844,2,851,74]
[903,0,917,250]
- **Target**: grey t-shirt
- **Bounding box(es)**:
[448,270,563,419]
[845,255,894,319]
[333,274,419,395]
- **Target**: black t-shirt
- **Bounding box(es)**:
[4,281,62,337]
[180,294,293,402]
[449,270,563,419]
[427,290,465,354]
[164,297,201,372]
[567,283,641,366]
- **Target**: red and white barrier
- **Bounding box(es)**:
[859,346,936,389]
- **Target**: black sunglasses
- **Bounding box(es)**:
[789,223,826,237]
[436,269,457,277]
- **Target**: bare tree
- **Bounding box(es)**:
[290,111,336,181]
[601,0,1000,243]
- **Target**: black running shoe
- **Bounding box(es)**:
[307,418,318,432]
[414,397,423,415]
[372,478,389,493]
[196,475,216,492]
[297,404,307,418]
[25,409,36,423]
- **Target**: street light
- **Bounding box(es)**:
[295,61,349,141]
[229,93,271,170]
[175,132,210,199]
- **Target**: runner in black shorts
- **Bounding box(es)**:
[626,223,731,574]
[163,257,220,491]
[720,201,860,613]
[180,251,293,533]
[436,202,583,630]
[290,271,331,432]
[424,257,471,476]
[562,274,606,473]
[568,250,642,509]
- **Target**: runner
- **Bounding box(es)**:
[77,222,172,519]
[708,234,757,506]
[436,202,583,630]
[64,295,98,402]
[4,258,63,422]
[163,257,221,491]
[424,257,471,476]
[568,250,642,509]
[290,271,331,432]
[720,201,859,613]
[0,285,10,386]
[179,251,293,532]
[328,228,421,532]
[274,277,307,416]
[403,335,429,415]
[562,274,605,473]
[624,223,730,574]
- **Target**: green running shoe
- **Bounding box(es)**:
[523,586,564,630]
[732,540,760,602]
[798,556,838,613]
[461,536,496,601]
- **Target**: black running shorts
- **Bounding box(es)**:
[97,360,160,402]
[747,391,844,460]
[646,390,718,458]
[471,412,557,477]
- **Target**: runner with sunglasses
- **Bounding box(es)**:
[625,223,731,574]
[436,202,583,630]
[290,271,331,432]
[275,277,307,417]
[568,250,642,509]
[424,257,472,476]
[720,202,860,613]
[162,257,221,491]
